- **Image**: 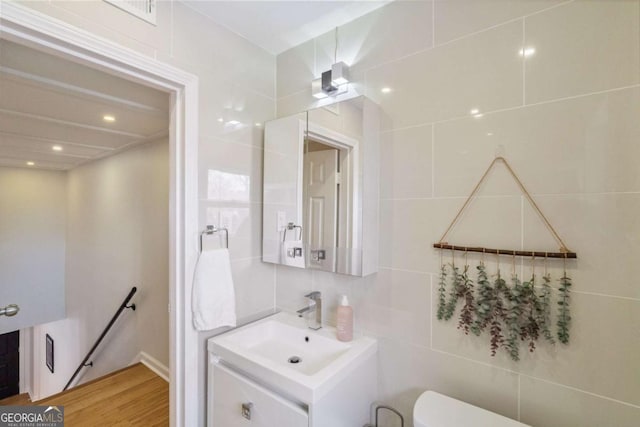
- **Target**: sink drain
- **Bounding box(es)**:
[288,356,302,364]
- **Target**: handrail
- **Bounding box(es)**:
[63,286,137,391]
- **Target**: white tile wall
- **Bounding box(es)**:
[524,0,640,104]
[17,1,276,424]
[277,1,640,426]
[366,20,524,129]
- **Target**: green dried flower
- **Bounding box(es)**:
[443,263,465,320]
[520,275,540,352]
[535,274,555,344]
[557,273,572,344]
[471,263,492,336]
[488,273,507,356]
[457,265,475,334]
[505,274,523,361]
[437,263,448,321]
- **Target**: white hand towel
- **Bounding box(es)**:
[192,248,236,331]
[281,240,305,268]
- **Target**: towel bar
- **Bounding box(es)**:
[282,222,302,242]
[200,225,229,252]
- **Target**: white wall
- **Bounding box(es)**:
[276,1,640,426]
[32,139,170,399]
[0,167,66,333]
[17,1,277,422]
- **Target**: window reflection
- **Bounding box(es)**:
[207,170,250,202]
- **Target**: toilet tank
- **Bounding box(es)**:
[414,391,529,427]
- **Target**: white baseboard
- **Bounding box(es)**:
[130,352,169,383]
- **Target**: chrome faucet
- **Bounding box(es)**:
[296,291,322,330]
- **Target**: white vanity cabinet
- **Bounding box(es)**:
[207,313,378,427]
[210,363,308,427]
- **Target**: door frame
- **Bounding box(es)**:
[0,4,199,426]
[306,122,359,249]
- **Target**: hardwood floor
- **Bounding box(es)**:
[0,393,31,405]
[36,363,168,426]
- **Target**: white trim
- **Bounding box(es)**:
[296,119,305,224]
[306,121,360,249]
[0,4,199,426]
[18,328,33,399]
[307,122,358,150]
[131,351,169,383]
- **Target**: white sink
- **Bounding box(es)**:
[208,311,377,403]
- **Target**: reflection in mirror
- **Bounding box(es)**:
[262,97,379,276]
[262,112,306,267]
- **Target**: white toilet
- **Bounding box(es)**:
[414,391,529,427]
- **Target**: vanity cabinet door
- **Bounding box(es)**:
[211,363,308,427]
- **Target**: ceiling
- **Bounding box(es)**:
[182,0,391,55]
[0,39,169,171]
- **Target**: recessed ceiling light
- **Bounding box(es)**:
[26,161,35,166]
[103,115,116,122]
[487,132,494,136]
[255,123,261,127]
[227,120,240,126]
[470,108,480,115]
[52,145,63,151]
[217,117,224,123]
[381,87,392,94]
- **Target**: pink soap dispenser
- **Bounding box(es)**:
[336,295,353,342]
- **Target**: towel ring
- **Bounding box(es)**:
[283,222,302,242]
[200,225,229,252]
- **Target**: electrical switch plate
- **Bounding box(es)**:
[277,211,286,231]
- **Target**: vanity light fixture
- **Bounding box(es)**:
[331,61,350,86]
[311,28,350,99]
[312,65,350,98]
[312,78,329,99]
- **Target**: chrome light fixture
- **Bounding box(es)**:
[312,77,328,99]
[331,61,349,86]
[311,27,350,99]
[311,62,350,99]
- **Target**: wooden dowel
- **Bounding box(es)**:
[433,243,577,259]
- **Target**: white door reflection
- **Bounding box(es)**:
[304,143,339,271]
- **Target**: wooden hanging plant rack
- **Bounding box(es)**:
[433,156,577,259]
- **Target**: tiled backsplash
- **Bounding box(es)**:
[276,1,640,426]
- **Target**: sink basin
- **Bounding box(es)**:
[222,317,350,375]
[208,311,377,403]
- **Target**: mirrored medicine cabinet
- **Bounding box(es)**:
[262,96,380,277]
